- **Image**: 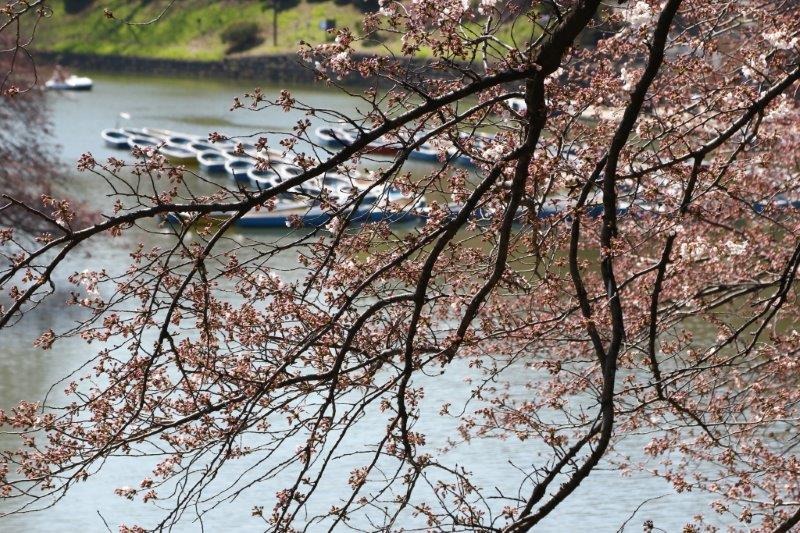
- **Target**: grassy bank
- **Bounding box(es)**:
[36,0,384,60]
[35,1,542,62]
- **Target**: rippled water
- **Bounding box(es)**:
[0,73,714,532]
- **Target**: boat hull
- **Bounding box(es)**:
[45,82,92,91]
[101,129,131,149]
[235,206,422,228]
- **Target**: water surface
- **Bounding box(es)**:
[0,73,712,532]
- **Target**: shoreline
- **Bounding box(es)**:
[33,51,428,86]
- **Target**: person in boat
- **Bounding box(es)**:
[51,64,70,83]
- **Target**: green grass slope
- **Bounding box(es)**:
[36,1,543,62]
[37,0,381,60]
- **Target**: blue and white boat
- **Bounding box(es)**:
[245,167,284,190]
[276,163,304,178]
[315,126,354,148]
[196,150,228,174]
[127,134,161,150]
[166,182,426,229]
[165,134,199,149]
[45,74,92,91]
[316,125,483,168]
[101,128,131,149]
[225,157,255,179]
[233,202,423,228]
[508,97,526,114]
[189,140,230,154]
[122,127,151,137]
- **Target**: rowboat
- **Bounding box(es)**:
[220,143,259,158]
[221,147,265,160]
[45,74,93,91]
[101,128,131,148]
[753,197,800,213]
[315,126,485,167]
[127,135,161,149]
[128,134,198,164]
[165,134,199,150]
[276,163,303,178]
[142,128,179,140]
[315,127,354,148]
[245,167,284,190]
[196,150,228,174]
[507,97,526,114]
[121,127,151,137]
[189,141,226,154]
[243,168,349,198]
[225,158,255,178]
[234,203,423,228]
[167,194,425,229]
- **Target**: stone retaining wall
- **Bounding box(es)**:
[33,51,425,86]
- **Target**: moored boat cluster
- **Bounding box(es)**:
[314,126,484,167]
[101,127,800,231]
[100,126,428,229]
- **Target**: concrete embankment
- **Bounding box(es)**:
[34,51,430,86]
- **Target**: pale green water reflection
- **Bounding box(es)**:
[0,73,713,532]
